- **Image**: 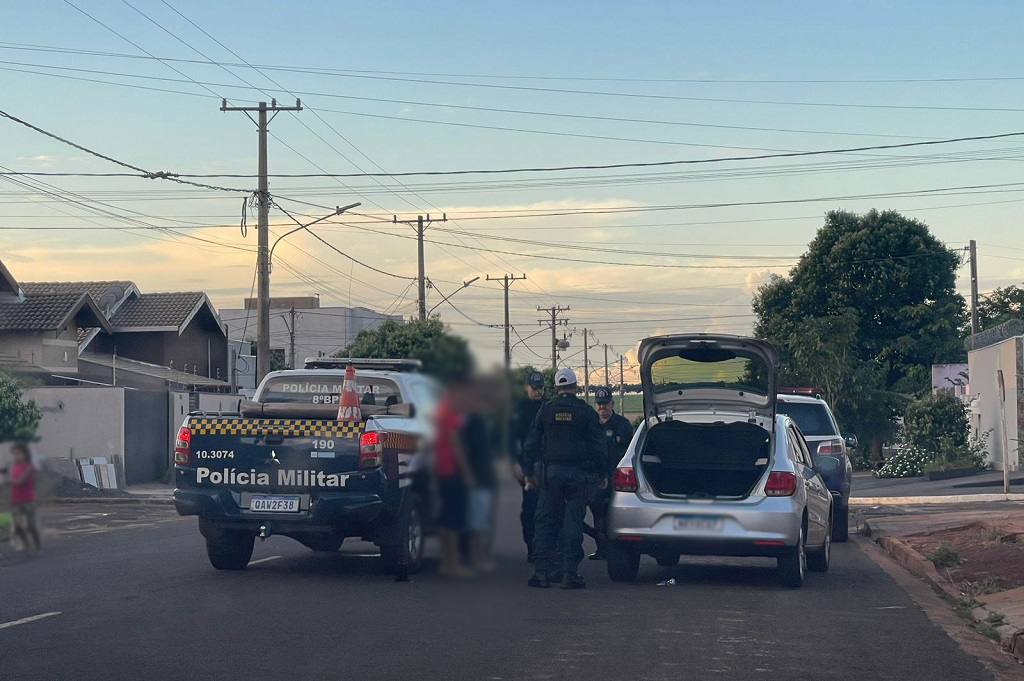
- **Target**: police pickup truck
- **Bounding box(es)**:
[173,360,440,574]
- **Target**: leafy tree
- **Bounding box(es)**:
[753,209,967,460]
[337,317,474,383]
[249,342,288,372]
[0,371,42,443]
[977,285,1024,331]
[902,391,969,451]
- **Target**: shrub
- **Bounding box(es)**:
[875,445,933,478]
[902,391,969,452]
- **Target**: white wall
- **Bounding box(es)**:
[967,337,1022,471]
[24,386,125,471]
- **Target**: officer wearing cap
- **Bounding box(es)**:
[509,370,547,562]
[523,368,607,589]
[588,386,635,560]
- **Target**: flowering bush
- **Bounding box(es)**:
[875,446,933,478]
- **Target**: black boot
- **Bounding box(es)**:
[560,573,586,590]
[527,571,551,588]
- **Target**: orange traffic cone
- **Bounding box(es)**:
[336,364,360,422]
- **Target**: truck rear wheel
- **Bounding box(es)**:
[205,529,255,570]
[381,493,424,575]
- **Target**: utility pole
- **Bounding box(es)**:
[537,306,570,371]
[281,307,298,369]
[619,355,625,413]
[221,98,302,383]
[604,344,610,387]
[486,274,527,371]
[969,240,980,335]
[583,327,589,403]
[394,213,447,320]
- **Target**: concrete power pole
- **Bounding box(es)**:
[537,306,570,371]
[281,307,298,369]
[486,274,527,371]
[969,240,980,335]
[583,327,589,403]
[221,98,302,383]
[604,344,610,387]
[394,213,447,321]
[619,355,625,414]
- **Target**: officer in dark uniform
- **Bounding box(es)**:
[509,370,547,562]
[524,368,607,589]
[588,386,635,560]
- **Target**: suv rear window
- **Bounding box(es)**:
[258,374,402,406]
[776,401,837,437]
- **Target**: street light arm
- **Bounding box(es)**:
[269,202,362,264]
[428,276,480,314]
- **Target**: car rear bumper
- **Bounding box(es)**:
[174,487,384,534]
[608,492,803,554]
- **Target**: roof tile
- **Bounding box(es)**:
[110,292,206,329]
[0,293,90,331]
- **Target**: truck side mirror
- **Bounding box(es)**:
[843,433,859,449]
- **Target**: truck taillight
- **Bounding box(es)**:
[817,439,844,456]
[613,467,638,492]
[765,471,797,497]
[174,426,191,466]
[359,431,383,470]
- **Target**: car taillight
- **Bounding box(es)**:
[817,439,844,456]
[613,467,638,492]
[174,426,190,466]
[764,471,797,497]
[359,431,383,470]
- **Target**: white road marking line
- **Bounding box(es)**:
[248,555,282,566]
[0,612,61,630]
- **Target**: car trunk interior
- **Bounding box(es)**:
[640,420,772,498]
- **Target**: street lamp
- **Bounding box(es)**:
[428,276,480,315]
[268,202,361,271]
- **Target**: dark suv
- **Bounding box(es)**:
[776,392,855,541]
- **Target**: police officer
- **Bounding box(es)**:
[509,370,547,562]
[523,368,607,589]
[588,386,635,560]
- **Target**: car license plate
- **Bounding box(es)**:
[250,495,300,513]
[673,515,724,532]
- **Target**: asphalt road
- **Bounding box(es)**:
[0,485,1009,681]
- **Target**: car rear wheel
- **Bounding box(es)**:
[778,524,806,588]
[205,530,255,570]
[655,552,680,567]
[832,506,850,543]
[381,492,424,575]
[607,543,640,582]
[808,521,831,573]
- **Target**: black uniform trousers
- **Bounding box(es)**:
[520,485,539,556]
[533,463,596,577]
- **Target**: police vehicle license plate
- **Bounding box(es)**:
[673,515,724,532]
[250,495,300,513]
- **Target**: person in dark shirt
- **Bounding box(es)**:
[524,369,607,590]
[509,371,547,562]
[588,387,635,560]
[463,380,497,572]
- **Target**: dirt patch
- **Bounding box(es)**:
[905,522,1024,596]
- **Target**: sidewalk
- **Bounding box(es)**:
[50,480,174,505]
[862,503,1024,664]
[851,470,1024,505]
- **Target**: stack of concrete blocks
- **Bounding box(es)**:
[77,457,119,490]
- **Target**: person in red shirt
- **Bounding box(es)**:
[9,443,41,556]
[433,382,476,577]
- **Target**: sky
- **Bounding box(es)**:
[3,1,1024,379]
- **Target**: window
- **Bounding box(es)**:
[258,374,401,406]
[775,402,837,437]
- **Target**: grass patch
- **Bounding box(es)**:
[986,611,1006,625]
[975,623,1003,642]
[926,542,963,570]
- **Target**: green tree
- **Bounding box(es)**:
[0,371,42,443]
[977,285,1024,331]
[337,317,474,382]
[901,391,969,452]
[753,209,967,460]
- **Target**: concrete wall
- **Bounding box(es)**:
[932,363,969,399]
[1,330,78,373]
[967,337,1023,470]
[24,386,126,474]
[197,393,242,414]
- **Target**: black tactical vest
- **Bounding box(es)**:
[541,395,593,464]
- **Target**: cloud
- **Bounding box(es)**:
[15,155,54,162]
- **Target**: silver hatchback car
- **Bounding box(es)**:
[606,334,833,587]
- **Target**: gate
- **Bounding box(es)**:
[124,390,170,486]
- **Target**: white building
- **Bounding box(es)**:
[966,319,1023,471]
[219,296,402,370]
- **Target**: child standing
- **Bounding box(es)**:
[9,443,41,556]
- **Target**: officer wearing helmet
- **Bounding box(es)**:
[509,370,547,562]
[523,368,607,589]
[587,386,635,560]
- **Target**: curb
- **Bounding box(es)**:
[48,496,174,506]
[851,494,1024,506]
[865,519,1024,664]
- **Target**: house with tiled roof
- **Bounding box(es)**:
[0,260,231,392]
